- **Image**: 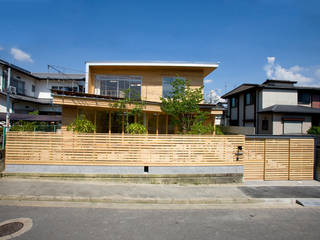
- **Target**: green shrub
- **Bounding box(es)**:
[67,114,96,133]
[307,126,320,135]
[215,125,224,135]
[188,122,214,135]
[125,123,146,134]
[10,120,37,131]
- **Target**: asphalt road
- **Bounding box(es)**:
[0,204,320,240]
[239,186,320,198]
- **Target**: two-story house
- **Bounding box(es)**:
[53,61,222,133]
[222,79,320,135]
[0,59,85,118]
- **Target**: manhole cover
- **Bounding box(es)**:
[0,222,24,237]
[0,218,32,239]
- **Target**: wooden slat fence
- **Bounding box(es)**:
[5,132,245,166]
[244,137,314,180]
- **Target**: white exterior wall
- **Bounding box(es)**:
[262,89,297,109]
[0,95,12,113]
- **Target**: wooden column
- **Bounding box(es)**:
[94,110,97,133]
[165,115,168,134]
[122,112,124,134]
[144,112,148,134]
[156,114,159,135]
[108,111,112,135]
[212,114,216,135]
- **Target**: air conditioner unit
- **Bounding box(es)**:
[9,86,16,95]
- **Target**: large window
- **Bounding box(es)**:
[298,92,310,104]
[245,93,253,105]
[96,75,142,100]
[162,77,185,98]
[11,78,25,95]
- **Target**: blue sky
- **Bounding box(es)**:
[0,0,320,95]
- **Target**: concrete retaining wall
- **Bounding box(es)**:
[3,165,244,184]
[222,126,255,135]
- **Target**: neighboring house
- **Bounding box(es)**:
[0,59,85,117]
[53,61,223,133]
[222,79,320,135]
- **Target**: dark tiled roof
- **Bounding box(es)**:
[221,84,258,98]
[262,79,297,85]
[222,79,320,98]
[0,113,61,122]
[259,105,320,114]
[32,73,85,81]
[0,58,85,81]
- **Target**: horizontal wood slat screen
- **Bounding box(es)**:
[243,139,265,180]
[5,132,245,166]
[244,138,314,180]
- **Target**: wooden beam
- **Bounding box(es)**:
[108,111,112,134]
[146,113,148,134]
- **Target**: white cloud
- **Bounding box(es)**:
[204,79,212,84]
[264,57,312,84]
[205,89,226,104]
[0,46,3,51]
[10,48,33,63]
[315,69,320,78]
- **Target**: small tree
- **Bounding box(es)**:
[67,114,96,133]
[161,78,208,133]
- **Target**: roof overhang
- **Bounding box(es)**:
[86,61,218,77]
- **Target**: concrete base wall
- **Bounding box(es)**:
[5,164,243,175]
[3,165,244,184]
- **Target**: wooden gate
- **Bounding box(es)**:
[244,137,314,180]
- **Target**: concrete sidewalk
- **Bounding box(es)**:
[0,178,319,205]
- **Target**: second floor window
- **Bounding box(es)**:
[96,75,142,100]
[11,78,25,95]
[162,77,185,98]
[298,92,310,104]
[231,97,237,108]
[245,93,253,105]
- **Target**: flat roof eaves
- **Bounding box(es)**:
[86,61,219,68]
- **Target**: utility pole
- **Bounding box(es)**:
[5,67,11,132]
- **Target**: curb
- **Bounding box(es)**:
[0,194,296,205]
